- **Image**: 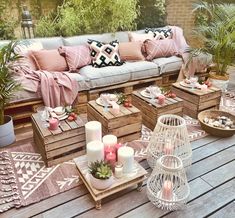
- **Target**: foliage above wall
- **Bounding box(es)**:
[35,0,139,37]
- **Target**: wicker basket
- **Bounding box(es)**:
[198,110,235,137]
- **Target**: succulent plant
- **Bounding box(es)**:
[89,160,112,180]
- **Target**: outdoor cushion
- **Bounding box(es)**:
[152,56,183,74]
[128,32,154,42]
[78,64,131,89]
[32,37,64,50]
[119,42,145,61]
[32,49,68,71]
[58,45,91,72]
[145,27,172,39]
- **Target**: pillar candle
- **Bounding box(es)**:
[106,152,116,168]
[109,101,120,115]
[118,146,134,174]
[49,118,59,130]
[158,94,166,105]
[161,180,173,200]
[87,140,104,164]
[104,145,116,157]
[115,143,123,156]
[85,121,102,144]
[201,84,208,91]
[102,134,117,147]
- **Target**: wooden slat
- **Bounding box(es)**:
[32,113,51,137]
[209,201,235,218]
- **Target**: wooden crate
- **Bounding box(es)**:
[87,100,142,142]
[171,82,222,119]
[132,89,183,130]
[32,113,86,167]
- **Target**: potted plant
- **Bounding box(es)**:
[88,160,113,190]
[192,1,235,91]
[0,41,21,146]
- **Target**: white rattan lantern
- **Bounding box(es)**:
[147,155,190,210]
[147,114,192,169]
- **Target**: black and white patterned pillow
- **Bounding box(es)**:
[87,39,123,68]
[145,27,172,40]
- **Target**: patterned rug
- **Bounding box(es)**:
[0,115,207,213]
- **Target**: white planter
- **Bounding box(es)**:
[210,78,229,91]
[0,115,15,147]
[89,174,113,190]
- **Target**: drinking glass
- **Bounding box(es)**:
[189,76,198,90]
[100,93,109,112]
[37,106,49,127]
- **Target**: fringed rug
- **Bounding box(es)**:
[0,115,206,213]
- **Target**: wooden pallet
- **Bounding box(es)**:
[87,100,142,143]
[31,113,86,167]
[132,88,183,130]
[171,82,222,119]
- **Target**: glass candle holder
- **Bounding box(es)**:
[114,162,123,178]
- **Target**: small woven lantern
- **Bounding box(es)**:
[147,155,190,210]
[147,114,192,169]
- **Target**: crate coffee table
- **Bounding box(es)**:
[171,82,222,119]
[74,155,147,209]
[32,113,86,167]
[87,100,142,142]
[132,89,183,130]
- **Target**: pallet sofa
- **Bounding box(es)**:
[2,29,208,127]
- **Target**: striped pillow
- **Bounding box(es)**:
[58,45,91,72]
[144,39,178,61]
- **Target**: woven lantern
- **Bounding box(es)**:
[147,155,190,210]
[147,114,192,169]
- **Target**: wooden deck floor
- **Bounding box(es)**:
[1,125,235,218]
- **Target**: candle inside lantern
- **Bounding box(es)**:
[164,139,173,155]
[87,140,104,164]
[49,118,59,130]
[118,146,134,174]
[103,134,117,147]
[106,152,116,168]
[158,94,166,105]
[85,121,102,144]
[161,180,173,200]
[114,162,123,178]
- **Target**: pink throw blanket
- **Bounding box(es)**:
[13,66,78,108]
[170,26,211,80]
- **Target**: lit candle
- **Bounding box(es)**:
[114,163,123,178]
[118,146,134,174]
[158,94,166,105]
[161,180,173,200]
[102,135,117,147]
[86,140,104,164]
[163,139,173,155]
[106,152,116,168]
[85,121,102,144]
[201,84,208,91]
[49,118,59,130]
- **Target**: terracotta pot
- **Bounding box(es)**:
[89,174,113,190]
[0,115,15,147]
[209,72,229,91]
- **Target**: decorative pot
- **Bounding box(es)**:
[209,72,229,91]
[0,115,15,147]
[89,174,113,190]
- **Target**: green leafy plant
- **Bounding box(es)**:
[0,41,21,125]
[192,1,235,77]
[89,160,112,180]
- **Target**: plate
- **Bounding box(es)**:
[140,89,161,99]
[180,81,199,88]
[47,112,68,121]
[96,97,118,107]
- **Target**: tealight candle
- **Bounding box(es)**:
[161,180,173,200]
[164,139,173,155]
[85,121,102,144]
[106,152,116,168]
[114,163,123,178]
[102,135,117,147]
[158,94,166,105]
[118,146,134,174]
[87,140,104,164]
[49,118,59,130]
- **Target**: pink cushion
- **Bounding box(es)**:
[32,49,68,71]
[144,39,178,61]
[119,42,145,61]
[128,32,154,42]
[58,45,91,72]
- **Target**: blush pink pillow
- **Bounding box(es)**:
[144,39,178,61]
[32,49,68,71]
[119,42,145,61]
[58,45,91,72]
[128,32,154,42]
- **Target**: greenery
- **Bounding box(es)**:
[0,0,16,40]
[137,0,166,29]
[0,41,21,125]
[192,0,235,77]
[35,0,139,37]
[89,160,112,180]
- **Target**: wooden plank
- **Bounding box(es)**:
[190,135,219,150]
[59,120,71,131]
[209,202,235,218]
[32,113,51,137]
[118,132,141,143]
[89,101,115,120]
[66,120,79,129]
[198,97,221,110]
